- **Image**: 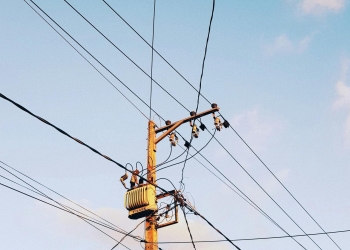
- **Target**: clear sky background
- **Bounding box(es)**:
[1,0,350,249]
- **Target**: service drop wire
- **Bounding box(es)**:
[157,129,216,173]
[182,206,197,250]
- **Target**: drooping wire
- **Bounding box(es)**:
[62,0,190,113]
[194,0,215,115]
[22,2,310,247]
[155,228,350,244]
[0,171,127,235]
[182,206,196,250]
[157,144,173,167]
[205,129,323,249]
[99,1,340,248]
[25,0,164,121]
[23,1,148,121]
[0,92,173,197]
[0,181,134,249]
[0,160,128,234]
[157,129,216,173]
[149,0,156,119]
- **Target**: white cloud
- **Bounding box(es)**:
[299,0,345,14]
[333,58,350,146]
[263,33,315,56]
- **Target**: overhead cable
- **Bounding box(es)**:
[100,1,340,248]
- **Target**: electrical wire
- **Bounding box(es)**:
[205,129,323,249]
[149,0,156,120]
[63,0,190,113]
[22,1,148,121]
[0,92,173,197]
[155,228,350,244]
[99,1,340,248]
[25,0,164,121]
[182,206,196,250]
[0,181,134,249]
[22,2,316,248]
[0,160,127,234]
[194,0,215,115]
[0,162,134,237]
[156,129,215,173]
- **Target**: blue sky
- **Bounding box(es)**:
[1,0,350,249]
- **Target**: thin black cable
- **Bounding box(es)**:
[222,119,342,250]
[149,0,156,119]
[25,0,163,121]
[0,92,169,196]
[195,0,215,115]
[158,144,172,167]
[157,129,215,173]
[112,204,174,249]
[179,142,307,249]
[156,178,177,191]
[63,0,190,113]
[0,159,128,234]
[184,202,241,250]
[100,2,340,247]
[18,4,278,248]
[0,181,134,249]
[0,162,130,234]
[182,206,196,250]
[154,228,350,244]
[155,145,186,169]
[22,3,310,247]
[23,1,148,121]
[206,130,323,249]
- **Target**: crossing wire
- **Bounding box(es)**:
[100,1,341,249]
[0,160,128,234]
[149,0,156,119]
[18,3,305,245]
[21,2,312,248]
[0,181,134,249]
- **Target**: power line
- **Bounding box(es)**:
[21,2,316,248]
[56,3,320,247]
[99,1,341,248]
[195,0,215,115]
[149,0,156,120]
[23,0,148,121]
[63,0,190,113]
[0,92,237,249]
[181,142,307,249]
[0,160,128,234]
[155,228,350,244]
[206,129,323,249]
[182,206,196,250]
[0,181,134,249]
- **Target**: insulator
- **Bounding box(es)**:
[190,111,196,116]
[199,123,206,131]
[211,103,217,108]
[184,140,191,149]
[165,120,171,125]
[223,119,230,128]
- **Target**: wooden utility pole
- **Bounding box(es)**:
[145,120,158,250]
[143,104,220,250]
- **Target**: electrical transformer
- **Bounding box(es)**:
[124,184,157,219]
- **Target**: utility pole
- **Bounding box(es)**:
[145,120,158,250]
[143,104,221,250]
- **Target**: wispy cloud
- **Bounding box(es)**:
[263,33,315,56]
[298,0,346,14]
[333,58,350,147]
